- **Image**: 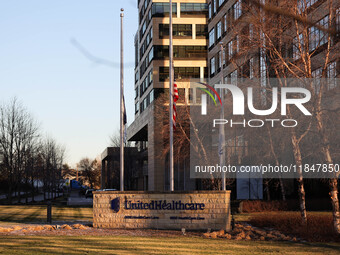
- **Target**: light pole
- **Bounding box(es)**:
[169,0,174,192]
[120,8,124,191]
[220,42,226,191]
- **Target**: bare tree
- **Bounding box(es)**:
[0,98,40,203]
[40,137,65,200]
[77,158,101,189]
[110,130,133,147]
[231,0,339,228]
[153,92,234,190]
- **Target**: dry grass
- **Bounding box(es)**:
[249,212,340,242]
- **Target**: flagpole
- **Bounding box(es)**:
[120,8,125,192]
[220,42,226,191]
[169,0,174,192]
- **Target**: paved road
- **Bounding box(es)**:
[0,192,26,200]
[13,193,63,203]
[67,190,93,206]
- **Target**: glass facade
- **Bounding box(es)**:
[159,67,201,81]
[180,3,208,16]
[152,3,177,17]
[196,24,208,38]
[154,45,207,59]
[159,24,192,38]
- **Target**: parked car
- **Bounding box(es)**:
[85,189,94,198]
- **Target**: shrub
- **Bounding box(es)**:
[242,200,297,212]
[242,199,332,213]
[249,212,340,242]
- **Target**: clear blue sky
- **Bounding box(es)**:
[0,0,138,167]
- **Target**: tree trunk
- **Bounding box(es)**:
[267,126,286,201]
[279,178,286,201]
[25,178,28,204]
[7,185,12,204]
[31,175,35,202]
[330,178,340,234]
[291,134,308,224]
[315,101,339,233]
[297,175,307,224]
[264,180,270,201]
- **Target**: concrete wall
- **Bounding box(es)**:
[93,191,231,231]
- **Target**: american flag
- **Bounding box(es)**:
[173,82,179,130]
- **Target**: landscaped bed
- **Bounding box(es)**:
[248,212,340,242]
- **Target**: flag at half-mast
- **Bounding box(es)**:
[123,96,127,125]
[123,96,127,143]
[173,82,179,130]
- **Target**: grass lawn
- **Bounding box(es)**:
[0,236,339,255]
[0,208,339,254]
[0,205,92,224]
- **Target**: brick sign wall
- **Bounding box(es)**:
[93,191,231,231]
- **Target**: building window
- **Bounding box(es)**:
[208,3,212,19]
[151,3,177,17]
[148,9,152,22]
[235,35,239,53]
[148,49,153,64]
[309,15,329,51]
[180,3,208,16]
[159,67,200,81]
[227,40,233,60]
[149,69,153,85]
[312,67,322,94]
[135,70,139,84]
[146,29,152,45]
[159,24,192,38]
[249,24,253,40]
[140,21,147,39]
[210,57,216,75]
[233,0,242,20]
[135,102,139,114]
[249,57,254,79]
[217,21,222,39]
[223,14,227,33]
[213,0,217,14]
[312,67,322,78]
[297,0,319,12]
[337,8,340,32]
[222,48,226,66]
[327,61,337,78]
[153,45,207,59]
[218,51,222,68]
[209,28,215,48]
[327,61,337,89]
[150,89,154,103]
[293,33,303,60]
[230,69,238,86]
[219,0,224,8]
[196,24,208,38]
[260,49,267,103]
[135,87,139,99]
[144,98,147,110]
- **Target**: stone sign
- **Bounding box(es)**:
[93,191,231,230]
